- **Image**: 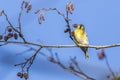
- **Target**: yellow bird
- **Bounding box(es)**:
[73,24,89,58]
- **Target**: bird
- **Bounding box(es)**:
[73,24,89,58]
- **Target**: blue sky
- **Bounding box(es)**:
[0,0,120,80]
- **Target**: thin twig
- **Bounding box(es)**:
[66,9,72,38]
[17,1,27,42]
[2,11,19,33]
[2,11,26,42]
[70,57,82,72]
[105,56,116,78]
[18,1,24,32]
[40,49,95,80]
[69,69,95,80]
[41,8,67,21]
[69,57,95,80]
[26,47,42,72]
[15,47,42,73]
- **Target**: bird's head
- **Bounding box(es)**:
[77,24,85,31]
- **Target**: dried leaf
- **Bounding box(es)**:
[70,3,74,11]
[23,73,29,79]
[64,28,70,33]
[7,33,13,38]
[72,23,78,28]
[4,36,8,41]
[7,27,12,32]
[14,33,18,40]
[27,4,32,13]
[69,6,73,14]
[40,13,45,21]
[38,16,42,24]
[17,72,23,78]
[0,10,3,16]
[0,35,3,40]
[98,49,105,60]
[66,3,69,12]
[38,13,45,24]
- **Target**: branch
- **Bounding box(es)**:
[2,11,19,32]
[18,1,24,32]
[0,41,120,49]
[39,49,95,80]
[17,1,27,42]
[69,57,95,80]
[41,8,67,21]
[2,11,26,42]
[70,69,95,80]
[15,47,42,73]
[21,46,95,80]
[105,56,116,78]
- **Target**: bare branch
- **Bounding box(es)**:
[70,57,82,72]
[2,11,19,33]
[15,47,42,73]
[19,44,96,80]
[70,69,95,80]
[23,45,96,80]
[105,56,116,78]
[2,11,26,42]
[40,49,95,80]
[70,57,95,80]
[41,8,67,21]
[1,40,120,49]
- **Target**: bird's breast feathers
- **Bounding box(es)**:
[74,29,89,45]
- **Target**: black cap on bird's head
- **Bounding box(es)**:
[78,24,85,30]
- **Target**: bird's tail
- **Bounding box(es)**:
[85,51,89,59]
[80,47,89,59]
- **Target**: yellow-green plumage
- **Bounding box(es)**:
[74,24,89,58]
